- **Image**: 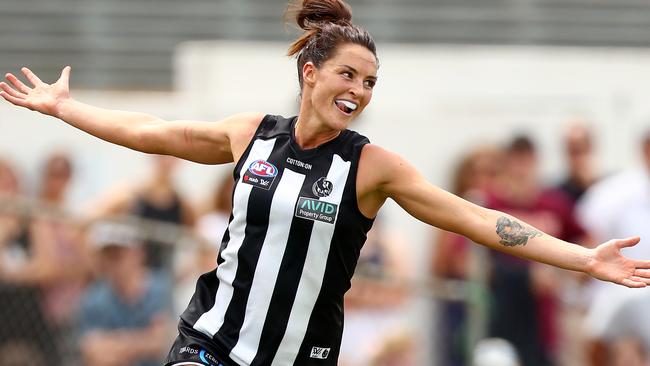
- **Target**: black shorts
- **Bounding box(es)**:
[164,320,237,366]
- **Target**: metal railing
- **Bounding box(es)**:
[2,0,650,89]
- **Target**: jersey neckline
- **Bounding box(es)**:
[289,116,347,157]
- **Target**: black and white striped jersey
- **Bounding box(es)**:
[181,114,375,365]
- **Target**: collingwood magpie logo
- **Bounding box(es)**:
[296,177,338,224]
[312,177,333,198]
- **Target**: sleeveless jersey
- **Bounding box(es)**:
[180,114,375,366]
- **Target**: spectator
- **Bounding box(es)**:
[0,152,89,365]
[430,145,504,366]
[175,172,233,314]
[578,131,650,366]
[486,135,586,366]
[339,218,412,366]
[556,121,600,366]
[195,171,234,250]
[90,155,195,269]
[594,293,650,366]
[0,157,50,365]
[78,221,173,366]
[0,157,28,265]
[558,120,599,203]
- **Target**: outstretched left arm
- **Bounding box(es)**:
[358,144,650,288]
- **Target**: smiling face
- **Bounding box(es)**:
[302,43,378,131]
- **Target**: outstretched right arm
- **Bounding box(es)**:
[0,67,263,164]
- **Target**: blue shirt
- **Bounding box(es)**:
[78,271,172,366]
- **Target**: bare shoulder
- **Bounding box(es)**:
[220,111,266,125]
[357,144,416,217]
[219,111,265,137]
[219,112,266,161]
[358,144,416,191]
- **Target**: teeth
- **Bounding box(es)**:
[336,100,357,111]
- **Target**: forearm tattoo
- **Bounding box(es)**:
[495,216,543,247]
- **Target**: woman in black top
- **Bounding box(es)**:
[3,1,650,365]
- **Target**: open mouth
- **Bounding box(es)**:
[335,99,358,115]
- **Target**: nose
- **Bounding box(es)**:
[349,80,364,99]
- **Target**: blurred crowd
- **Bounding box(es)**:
[0,154,228,366]
[433,120,650,366]
[1,120,650,366]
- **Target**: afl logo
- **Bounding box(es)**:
[312,177,333,198]
[248,160,278,177]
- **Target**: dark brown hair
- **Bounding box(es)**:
[285,0,377,90]
[508,135,536,154]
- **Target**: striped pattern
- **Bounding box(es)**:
[193,138,277,337]
[230,169,305,364]
[271,155,350,365]
[180,115,373,366]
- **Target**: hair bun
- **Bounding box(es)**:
[285,0,376,90]
[293,0,352,30]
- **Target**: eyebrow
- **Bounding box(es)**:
[338,64,378,81]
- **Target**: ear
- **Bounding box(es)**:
[302,62,317,87]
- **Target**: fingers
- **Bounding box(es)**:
[57,65,71,85]
[630,276,650,285]
[0,82,26,100]
[21,67,43,87]
[5,73,31,94]
[0,90,30,108]
[635,269,650,277]
[621,278,646,288]
[616,236,641,249]
[634,260,650,270]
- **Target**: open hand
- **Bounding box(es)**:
[0,66,71,117]
[589,237,650,288]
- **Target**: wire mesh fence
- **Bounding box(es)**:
[0,195,490,366]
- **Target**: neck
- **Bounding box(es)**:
[152,171,172,184]
[115,268,146,303]
[294,107,341,150]
[144,175,174,194]
[505,177,538,203]
[570,170,595,188]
